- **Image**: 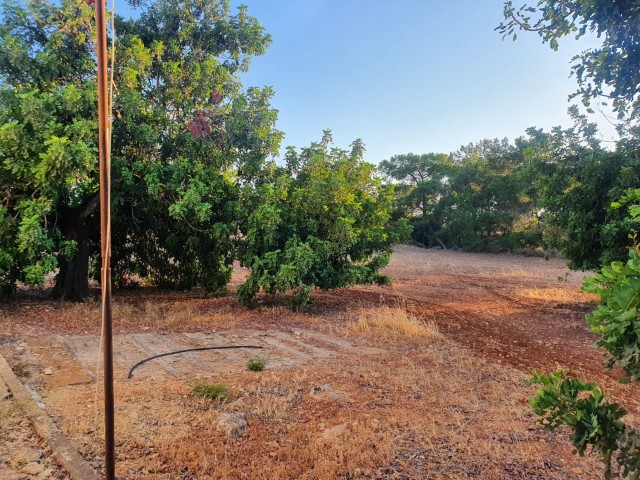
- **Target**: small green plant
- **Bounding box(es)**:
[528,370,640,479]
[189,379,228,402]
[246,356,267,372]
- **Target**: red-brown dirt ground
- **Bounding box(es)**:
[0,246,636,479]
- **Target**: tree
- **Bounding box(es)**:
[236,131,411,310]
[381,139,540,252]
[0,0,281,299]
[498,0,640,117]
[518,119,640,270]
[0,0,100,299]
[379,153,450,247]
[444,138,535,251]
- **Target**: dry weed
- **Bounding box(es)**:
[7,447,30,469]
[344,306,439,339]
[519,286,594,303]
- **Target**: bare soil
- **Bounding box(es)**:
[0,246,636,479]
[0,374,69,479]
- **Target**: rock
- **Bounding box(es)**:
[15,346,26,354]
[217,412,247,438]
[310,384,331,395]
[310,384,350,403]
[21,462,45,475]
[322,423,347,440]
[43,368,53,375]
[37,468,54,479]
[293,330,301,336]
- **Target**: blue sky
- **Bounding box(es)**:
[229,0,617,163]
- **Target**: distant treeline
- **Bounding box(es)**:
[380,110,640,270]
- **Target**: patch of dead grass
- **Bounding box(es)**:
[344,306,439,339]
[43,334,605,480]
[519,286,595,303]
[50,299,238,331]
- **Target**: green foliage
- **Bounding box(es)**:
[528,371,640,479]
[519,117,640,270]
[237,131,410,309]
[0,0,281,298]
[0,0,98,298]
[379,152,451,247]
[527,193,640,479]
[498,0,640,117]
[246,356,267,372]
[382,139,539,252]
[582,190,640,380]
[190,379,228,402]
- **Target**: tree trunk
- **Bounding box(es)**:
[52,195,99,300]
[422,193,428,245]
[52,223,92,300]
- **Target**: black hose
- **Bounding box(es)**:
[127,345,264,378]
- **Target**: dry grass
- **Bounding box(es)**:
[49,299,238,331]
[3,246,613,478]
[344,306,439,339]
[519,286,595,303]
[43,333,603,479]
[496,265,546,278]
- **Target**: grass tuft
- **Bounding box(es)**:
[189,379,228,402]
[247,356,267,372]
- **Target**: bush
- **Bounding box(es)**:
[236,132,409,310]
[246,356,267,372]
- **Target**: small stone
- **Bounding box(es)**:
[43,368,53,375]
[322,423,347,440]
[293,330,301,336]
[37,468,54,479]
[310,384,331,395]
[21,462,45,475]
[15,346,26,354]
[217,412,247,438]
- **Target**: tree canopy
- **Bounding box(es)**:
[0,0,281,299]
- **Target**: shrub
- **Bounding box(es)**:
[246,357,267,372]
[236,132,409,310]
[528,190,640,479]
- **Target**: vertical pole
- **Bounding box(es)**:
[95,0,115,477]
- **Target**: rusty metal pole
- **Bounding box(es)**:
[95,0,115,477]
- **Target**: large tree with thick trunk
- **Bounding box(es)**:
[0,0,281,299]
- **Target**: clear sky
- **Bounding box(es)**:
[230,0,618,163]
